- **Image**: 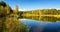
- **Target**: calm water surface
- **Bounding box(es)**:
[19,19,60,32]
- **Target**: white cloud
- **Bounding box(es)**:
[18,8,60,11]
[19,9,26,11]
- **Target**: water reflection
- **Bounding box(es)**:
[19,19,60,32]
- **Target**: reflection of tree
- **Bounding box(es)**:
[57,18,60,21]
[32,16,39,20]
[40,16,57,22]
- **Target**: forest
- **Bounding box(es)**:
[19,9,60,22]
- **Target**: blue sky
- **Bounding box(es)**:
[1,0,60,10]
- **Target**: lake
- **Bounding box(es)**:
[19,19,60,32]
